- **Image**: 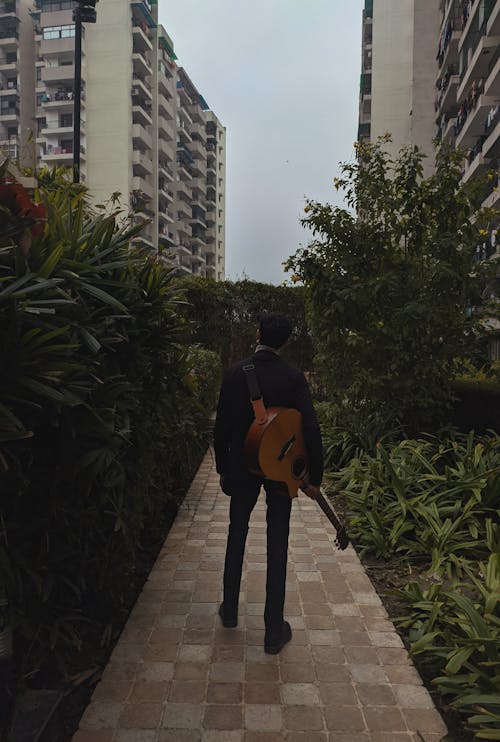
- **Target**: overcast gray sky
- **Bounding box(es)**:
[158,1,364,285]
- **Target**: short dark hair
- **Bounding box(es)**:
[259,312,293,349]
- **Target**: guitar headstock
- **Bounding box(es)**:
[334,526,349,551]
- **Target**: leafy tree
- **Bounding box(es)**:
[286,139,494,432]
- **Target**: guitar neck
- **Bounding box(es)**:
[315,491,344,533]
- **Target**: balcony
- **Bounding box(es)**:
[132,175,153,201]
[40,37,74,56]
[132,23,152,53]
[188,103,204,124]
[436,73,460,114]
[132,122,152,150]
[159,209,174,224]
[461,152,491,182]
[488,0,500,35]
[174,198,191,220]
[41,63,74,84]
[0,0,17,16]
[39,88,75,108]
[482,116,500,158]
[189,138,206,158]
[482,172,500,209]
[40,122,74,136]
[438,27,461,70]
[131,76,152,101]
[158,115,174,141]
[132,51,152,79]
[158,92,173,119]
[158,136,175,160]
[159,180,174,199]
[42,144,83,163]
[176,180,191,202]
[458,34,500,101]
[132,104,152,127]
[0,55,16,71]
[132,150,153,176]
[456,94,496,148]
[191,176,205,196]
[158,160,174,180]
[485,47,500,96]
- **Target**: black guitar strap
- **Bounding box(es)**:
[242,363,262,400]
[242,364,267,424]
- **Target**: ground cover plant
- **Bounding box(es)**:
[325,427,500,739]
[0,165,220,685]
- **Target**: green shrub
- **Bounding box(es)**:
[177,275,314,370]
[0,169,218,678]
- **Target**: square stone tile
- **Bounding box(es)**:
[392,684,434,708]
[173,663,208,681]
[279,663,315,683]
[245,682,281,704]
[308,629,341,645]
[178,644,211,663]
[281,682,321,705]
[246,663,280,681]
[129,681,169,703]
[283,706,324,731]
[402,709,448,734]
[245,705,283,731]
[324,706,366,731]
[168,680,206,703]
[319,682,358,706]
[207,682,243,704]
[162,702,202,729]
[118,702,163,729]
[210,662,245,682]
[350,664,389,684]
[158,731,201,742]
[364,707,407,732]
[315,664,350,683]
[203,705,243,730]
[356,683,397,706]
[80,701,124,730]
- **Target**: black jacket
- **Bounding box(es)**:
[214,350,323,486]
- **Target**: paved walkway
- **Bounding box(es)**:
[74,449,448,742]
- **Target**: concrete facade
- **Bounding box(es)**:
[0,0,35,169]
[359,0,440,172]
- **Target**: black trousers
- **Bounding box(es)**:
[222,478,292,644]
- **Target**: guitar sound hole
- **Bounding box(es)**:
[292,457,307,479]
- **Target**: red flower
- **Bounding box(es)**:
[0,176,46,241]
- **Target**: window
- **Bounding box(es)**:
[43,24,75,40]
[60,113,72,127]
[42,1,77,11]
[60,139,73,153]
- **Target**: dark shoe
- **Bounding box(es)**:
[218,603,237,628]
[264,621,292,654]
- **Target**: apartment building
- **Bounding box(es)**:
[358,0,440,173]
[0,0,226,279]
[0,0,34,168]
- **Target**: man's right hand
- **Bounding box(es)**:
[302,484,321,500]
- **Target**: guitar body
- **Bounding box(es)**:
[244,407,350,550]
[244,407,308,498]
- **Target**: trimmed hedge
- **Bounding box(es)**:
[0,171,220,679]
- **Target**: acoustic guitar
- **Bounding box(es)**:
[244,406,349,550]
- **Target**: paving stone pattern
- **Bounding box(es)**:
[74,449,448,742]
